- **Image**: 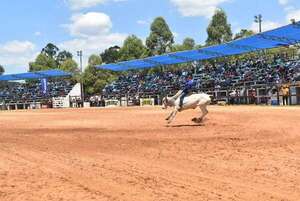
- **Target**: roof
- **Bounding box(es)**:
[0,69,72,81]
[97,21,300,71]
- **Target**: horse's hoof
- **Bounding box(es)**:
[191,118,196,122]
[195,118,203,123]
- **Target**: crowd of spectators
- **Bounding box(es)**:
[0,79,75,103]
[1,54,300,105]
[103,70,191,97]
[102,54,300,99]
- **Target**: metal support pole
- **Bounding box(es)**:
[77,50,84,106]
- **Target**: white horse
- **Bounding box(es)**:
[162,90,211,124]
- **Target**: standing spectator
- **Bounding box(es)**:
[281,84,290,105]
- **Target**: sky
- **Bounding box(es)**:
[1,0,300,74]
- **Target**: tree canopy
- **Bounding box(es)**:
[60,59,79,73]
[82,55,117,95]
[119,35,147,61]
[234,29,255,40]
[42,43,60,58]
[182,37,196,50]
[206,9,232,45]
[56,50,73,65]
[29,53,58,72]
[100,46,121,64]
[0,65,4,75]
[146,17,174,55]
[29,44,76,72]
[171,37,196,52]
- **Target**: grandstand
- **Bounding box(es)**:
[0,69,82,110]
[102,54,300,105]
[99,21,300,106]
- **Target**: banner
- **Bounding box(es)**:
[41,78,48,95]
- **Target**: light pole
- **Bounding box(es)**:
[254,14,263,33]
[77,50,84,106]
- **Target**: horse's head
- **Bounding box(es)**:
[162,97,169,109]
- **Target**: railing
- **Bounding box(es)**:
[102,82,300,106]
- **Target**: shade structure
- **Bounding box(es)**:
[97,21,300,71]
[0,69,72,81]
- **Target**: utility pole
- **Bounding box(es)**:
[254,14,263,33]
[77,50,84,106]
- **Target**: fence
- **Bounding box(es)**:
[102,82,300,106]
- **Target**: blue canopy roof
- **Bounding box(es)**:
[0,69,72,81]
[97,21,300,71]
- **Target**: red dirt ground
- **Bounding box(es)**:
[0,106,300,201]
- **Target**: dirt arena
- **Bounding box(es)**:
[0,106,300,201]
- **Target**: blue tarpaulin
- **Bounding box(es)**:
[97,21,300,71]
[0,69,72,81]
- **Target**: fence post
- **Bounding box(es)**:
[277,86,280,105]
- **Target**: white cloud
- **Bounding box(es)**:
[0,40,35,54]
[59,33,127,67]
[0,41,37,73]
[66,0,126,10]
[286,9,300,21]
[278,0,289,6]
[277,0,300,22]
[67,12,112,37]
[170,0,230,18]
[59,34,126,53]
[34,31,42,36]
[250,21,282,32]
[137,20,148,25]
[61,12,127,67]
[67,0,107,10]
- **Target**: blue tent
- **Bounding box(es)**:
[0,69,72,81]
[97,21,300,71]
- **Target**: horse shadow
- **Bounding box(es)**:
[165,123,204,128]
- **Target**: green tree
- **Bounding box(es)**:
[234,29,255,40]
[82,55,117,95]
[182,37,195,50]
[56,50,73,65]
[171,37,196,52]
[195,44,203,49]
[206,9,232,45]
[29,53,58,72]
[0,65,4,75]
[146,17,174,55]
[41,43,60,58]
[88,54,102,66]
[60,59,79,73]
[100,46,121,64]
[171,44,184,52]
[119,35,147,61]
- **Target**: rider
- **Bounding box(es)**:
[179,75,195,110]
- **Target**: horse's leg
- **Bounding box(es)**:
[168,109,178,124]
[197,104,208,123]
[165,111,174,121]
